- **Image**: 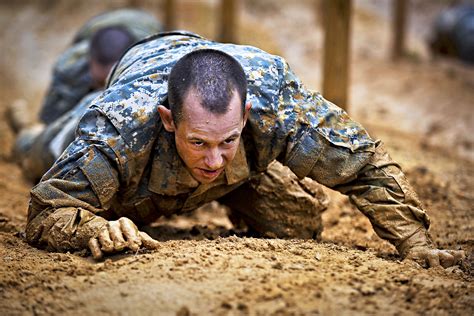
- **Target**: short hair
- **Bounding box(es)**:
[168,49,247,124]
[89,26,135,66]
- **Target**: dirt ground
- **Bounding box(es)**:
[0,0,473,315]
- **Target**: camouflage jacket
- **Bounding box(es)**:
[39,9,162,124]
[27,32,431,256]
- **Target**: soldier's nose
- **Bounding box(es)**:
[204,149,223,170]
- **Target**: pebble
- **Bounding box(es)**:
[272,262,283,270]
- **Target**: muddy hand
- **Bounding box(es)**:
[405,246,465,268]
[88,217,160,260]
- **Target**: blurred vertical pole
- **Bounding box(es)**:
[219,0,237,43]
[165,0,177,31]
[322,0,352,111]
[392,0,407,59]
[128,0,141,7]
[314,0,324,28]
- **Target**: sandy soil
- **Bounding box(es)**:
[0,0,473,315]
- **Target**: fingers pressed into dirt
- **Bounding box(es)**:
[426,251,441,268]
[98,228,114,252]
[90,218,158,260]
[139,231,160,250]
[108,221,127,251]
[406,247,466,269]
[447,250,465,264]
[88,238,103,260]
[438,251,455,268]
[406,250,425,267]
[119,217,142,252]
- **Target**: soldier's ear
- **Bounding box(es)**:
[158,105,176,132]
[242,102,252,128]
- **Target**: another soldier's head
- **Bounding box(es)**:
[159,49,251,184]
[89,26,135,89]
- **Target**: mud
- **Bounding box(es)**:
[0,0,473,315]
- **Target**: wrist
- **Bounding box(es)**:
[70,209,108,250]
[396,226,434,258]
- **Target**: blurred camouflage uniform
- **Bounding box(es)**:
[14,9,161,181]
[26,32,431,257]
[39,9,162,124]
[15,91,101,182]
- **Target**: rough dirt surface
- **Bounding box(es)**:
[0,0,473,315]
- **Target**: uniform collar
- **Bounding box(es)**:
[148,131,250,196]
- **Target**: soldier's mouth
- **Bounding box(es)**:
[197,168,223,179]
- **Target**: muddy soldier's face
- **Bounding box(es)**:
[160,89,250,184]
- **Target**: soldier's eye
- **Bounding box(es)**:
[224,138,236,144]
[192,141,204,146]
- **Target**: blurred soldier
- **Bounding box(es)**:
[11,9,162,181]
[26,32,464,268]
[429,3,474,64]
[40,9,162,124]
[14,91,101,182]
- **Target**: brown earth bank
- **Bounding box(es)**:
[0,0,473,315]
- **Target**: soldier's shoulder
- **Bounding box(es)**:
[217,42,286,72]
[313,96,375,152]
[89,83,163,152]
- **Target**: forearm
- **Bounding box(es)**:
[26,171,110,252]
[25,141,120,252]
[333,141,432,255]
[26,205,107,252]
[322,141,464,267]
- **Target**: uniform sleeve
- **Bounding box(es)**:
[308,140,432,257]
[273,64,432,256]
[26,107,126,252]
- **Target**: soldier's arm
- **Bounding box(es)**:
[26,107,158,256]
[26,107,120,252]
[39,42,92,124]
[274,64,463,268]
[306,138,463,268]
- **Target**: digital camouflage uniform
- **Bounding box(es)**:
[39,9,162,124]
[26,32,432,257]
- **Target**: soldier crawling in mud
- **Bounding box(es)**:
[12,9,162,181]
[25,31,464,268]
